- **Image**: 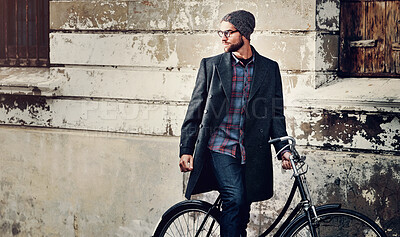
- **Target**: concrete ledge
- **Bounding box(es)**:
[288,77,400,112]
[0,96,185,136]
[0,93,398,151]
[0,68,55,96]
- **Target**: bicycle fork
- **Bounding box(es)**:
[292,154,320,237]
[304,202,320,237]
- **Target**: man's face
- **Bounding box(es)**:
[220,21,244,53]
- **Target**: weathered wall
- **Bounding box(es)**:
[1,126,398,236]
[0,0,399,236]
[0,126,182,236]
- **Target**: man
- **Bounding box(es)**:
[179,10,292,237]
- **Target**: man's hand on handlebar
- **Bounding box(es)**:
[281,152,293,170]
[179,154,193,172]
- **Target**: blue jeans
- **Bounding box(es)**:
[210,150,251,237]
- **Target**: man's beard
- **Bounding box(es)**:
[225,37,244,52]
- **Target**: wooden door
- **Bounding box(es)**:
[339,0,400,77]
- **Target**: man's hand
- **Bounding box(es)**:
[179,154,194,172]
[281,152,293,170]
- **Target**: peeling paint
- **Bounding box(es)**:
[128,0,220,31]
[50,1,128,30]
[322,161,400,234]
[362,189,376,206]
[0,95,49,115]
[51,33,186,67]
[164,123,174,136]
[316,0,339,31]
[294,110,400,151]
[316,33,339,73]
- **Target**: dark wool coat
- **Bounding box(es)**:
[179,47,288,202]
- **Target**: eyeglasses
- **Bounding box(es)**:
[217,30,239,38]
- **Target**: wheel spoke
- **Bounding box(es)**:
[287,210,386,237]
[172,219,182,236]
[156,207,220,237]
[176,214,186,236]
[182,213,193,237]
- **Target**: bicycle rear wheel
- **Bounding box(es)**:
[153,201,221,237]
[284,208,386,237]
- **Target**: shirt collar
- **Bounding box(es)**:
[231,50,255,66]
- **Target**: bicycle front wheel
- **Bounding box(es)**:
[284,208,387,237]
[153,201,221,237]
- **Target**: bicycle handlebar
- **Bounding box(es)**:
[269,136,303,170]
[268,136,296,147]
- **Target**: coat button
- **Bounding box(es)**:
[208,94,213,99]
[200,124,203,128]
[204,109,208,114]
[259,129,263,133]
[259,145,263,149]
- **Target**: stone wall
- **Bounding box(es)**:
[0,0,399,236]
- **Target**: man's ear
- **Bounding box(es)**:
[242,35,250,43]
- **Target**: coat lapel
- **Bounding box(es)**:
[215,53,232,104]
[249,51,268,102]
[215,50,269,103]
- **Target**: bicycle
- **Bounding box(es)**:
[153,136,387,237]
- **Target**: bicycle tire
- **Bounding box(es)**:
[283,208,387,237]
[153,200,221,237]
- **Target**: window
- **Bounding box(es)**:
[0,0,49,67]
[339,0,400,77]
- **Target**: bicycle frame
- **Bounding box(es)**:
[196,174,324,236]
[154,136,386,237]
[195,136,329,237]
[268,136,322,237]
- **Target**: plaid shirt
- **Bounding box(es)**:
[208,53,254,164]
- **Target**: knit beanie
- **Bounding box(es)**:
[221,10,255,40]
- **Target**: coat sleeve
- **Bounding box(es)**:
[270,62,289,157]
[179,58,209,157]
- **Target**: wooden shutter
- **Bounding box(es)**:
[339,0,400,77]
[0,0,49,67]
